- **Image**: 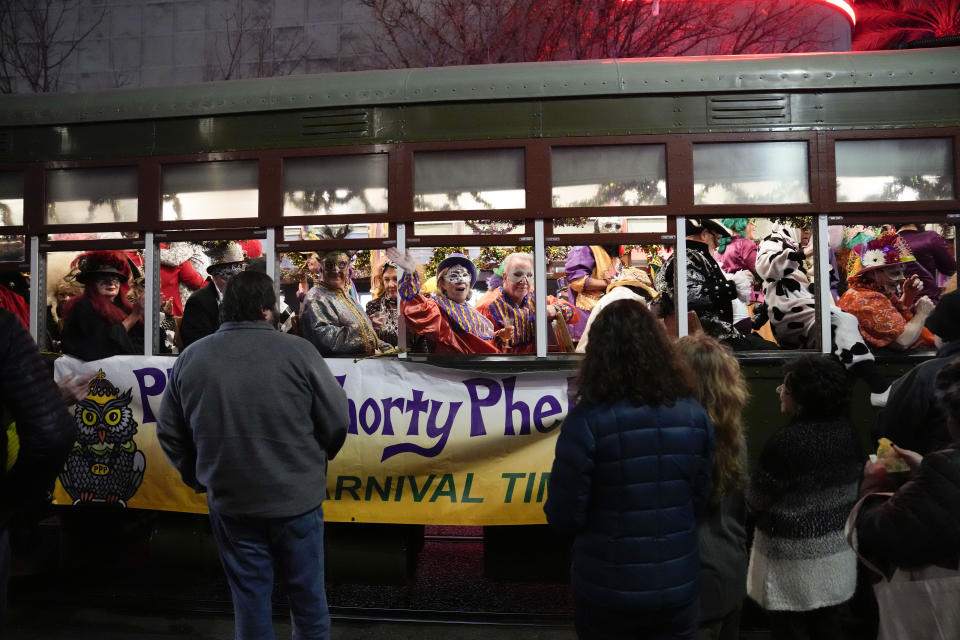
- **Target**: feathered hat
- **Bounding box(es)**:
[201,241,246,274]
[847,233,916,282]
[607,266,659,299]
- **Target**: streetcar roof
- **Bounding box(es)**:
[1,47,958,127]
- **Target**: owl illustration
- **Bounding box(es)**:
[59,370,145,506]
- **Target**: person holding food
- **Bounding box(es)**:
[855,359,960,580]
[876,290,960,454]
[746,355,861,640]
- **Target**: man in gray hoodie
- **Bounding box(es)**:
[158,270,348,640]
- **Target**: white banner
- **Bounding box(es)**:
[54,355,572,524]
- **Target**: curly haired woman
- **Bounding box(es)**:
[545,299,714,639]
[677,334,749,640]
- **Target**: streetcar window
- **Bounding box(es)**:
[291,247,403,357]
[693,141,809,205]
[45,167,138,225]
[391,245,544,356]
[0,172,24,226]
[162,160,258,221]
[835,138,954,202]
[46,248,145,359]
[414,149,525,212]
[658,215,822,352]
[283,154,388,216]
[412,218,526,237]
[283,223,388,241]
[553,216,667,235]
[833,220,952,354]
[154,237,267,355]
[551,144,666,208]
[0,235,24,263]
[562,243,664,354]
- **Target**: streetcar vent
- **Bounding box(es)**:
[0,130,10,154]
[708,94,789,125]
[300,109,370,140]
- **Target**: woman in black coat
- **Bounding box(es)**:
[545,300,714,640]
[60,251,143,361]
[856,358,960,574]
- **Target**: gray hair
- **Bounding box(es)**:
[501,252,534,275]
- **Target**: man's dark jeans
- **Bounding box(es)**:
[208,502,329,640]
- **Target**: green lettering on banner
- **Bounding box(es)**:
[501,472,549,504]
[336,475,362,500]
[409,475,435,502]
[429,474,457,502]
[501,472,526,503]
[365,476,393,501]
[537,472,550,503]
[462,472,483,503]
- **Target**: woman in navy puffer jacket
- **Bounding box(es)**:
[545,299,715,639]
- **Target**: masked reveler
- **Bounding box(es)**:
[838,233,936,351]
[386,248,512,354]
[301,250,391,357]
[564,217,625,340]
[756,222,890,398]
[477,252,578,354]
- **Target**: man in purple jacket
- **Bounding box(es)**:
[897,223,956,302]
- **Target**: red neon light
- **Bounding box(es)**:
[618,0,856,25]
[820,0,856,24]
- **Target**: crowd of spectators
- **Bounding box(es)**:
[0,218,956,639]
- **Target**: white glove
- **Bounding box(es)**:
[915,296,935,318]
[729,270,753,303]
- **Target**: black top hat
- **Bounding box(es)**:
[685,218,733,239]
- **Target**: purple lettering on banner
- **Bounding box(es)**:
[337,374,359,435]
[380,397,405,436]
[501,376,530,436]
[346,397,358,435]
[359,398,381,435]
[380,401,462,461]
[133,367,167,424]
[404,389,429,436]
[533,395,563,432]
[463,377,501,437]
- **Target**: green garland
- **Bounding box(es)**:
[353,250,371,278]
[769,216,813,230]
[554,217,591,228]
[465,219,522,235]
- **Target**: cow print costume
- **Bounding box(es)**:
[756,223,874,369]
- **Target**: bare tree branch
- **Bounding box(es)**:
[0,0,104,93]
[207,0,314,80]
[359,0,846,69]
